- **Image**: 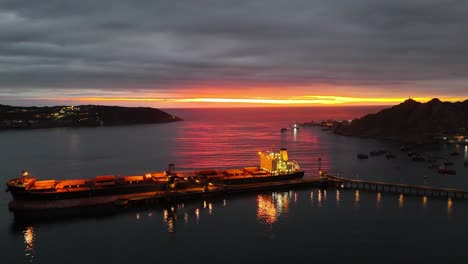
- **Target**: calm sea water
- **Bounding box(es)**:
[1,106,468,263]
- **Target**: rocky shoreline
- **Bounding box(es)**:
[334,98,468,144]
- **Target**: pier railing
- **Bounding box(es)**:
[325,175,468,200]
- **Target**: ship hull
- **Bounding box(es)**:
[7,171,305,211]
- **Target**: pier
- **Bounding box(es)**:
[326,175,468,200]
[9,175,468,212]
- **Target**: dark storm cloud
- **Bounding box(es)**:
[1,0,468,95]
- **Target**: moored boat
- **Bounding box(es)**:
[6,148,304,211]
[438,165,456,175]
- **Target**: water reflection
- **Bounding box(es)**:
[465,145,467,160]
[23,226,35,263]
[376,193,381,208]
[195,208,200,223]
[335,190,340,207]
[398,194,404,208]
[354,190,360,207]
[448,198,453,216]
[422,196,428,209]
[318,190,323,207]
[257,192,290,224]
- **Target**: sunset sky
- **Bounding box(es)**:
[1,0,467,108]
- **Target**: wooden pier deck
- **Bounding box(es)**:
[326,175,468,200]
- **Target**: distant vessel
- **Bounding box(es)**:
[438,165,456,175]
[291,124,301,129]
[6,148,304,211]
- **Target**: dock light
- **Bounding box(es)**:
[22,171,29,176]
[145,173,151,179]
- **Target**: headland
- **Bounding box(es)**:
[334,98,468,144]
[0,104,182,129]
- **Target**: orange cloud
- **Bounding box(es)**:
[31,95,466,107]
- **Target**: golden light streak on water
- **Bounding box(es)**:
[354,190,360,207]
[208,203,213,215]
[318,190,322,207]
[448,198,453,216]
[223,199,227,207]
[464,146,467,160]
[136,213,140,221]
[398,194,404,208]
[257,195,277,224]
[184,212,189,223]
[203,201,207,209]
[23,226,35,262]
[195,208,200,223]
[422,196,428,209]
[256,192,291,225]
[310,191,314,202]
[376,192,381,208]
[167,219,175,233]
[336,190,340,207]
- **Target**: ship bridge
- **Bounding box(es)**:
[258,148,301,175]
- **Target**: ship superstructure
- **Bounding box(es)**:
[258,148,301,175]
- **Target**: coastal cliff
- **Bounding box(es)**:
[334,98,468,143]
[0,104,183,129]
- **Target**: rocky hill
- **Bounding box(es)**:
[334,98,468,143]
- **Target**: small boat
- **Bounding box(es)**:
[357,154,369,159]
[291,124,301,129]
[280,128,287,133]
[438,165,456,175]
[438,168,456,175]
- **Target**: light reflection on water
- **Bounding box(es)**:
[354,190,360,207]
[23,226,35,263]
[256,192,290,224]
[377,192,382,208]
[12,188,463,264]
[399,194,404,208]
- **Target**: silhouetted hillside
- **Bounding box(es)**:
[0,104,182,129]
[334,98,468,143]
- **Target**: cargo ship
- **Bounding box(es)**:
[6,148,304,211]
